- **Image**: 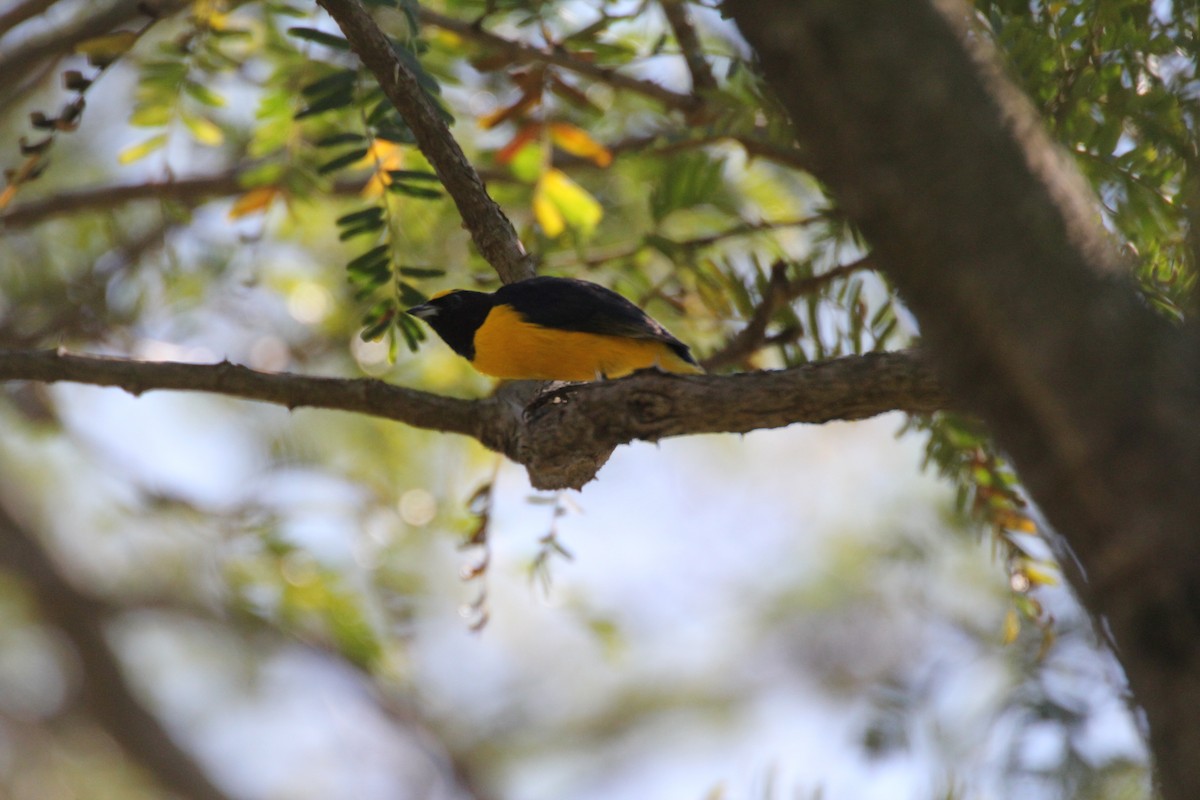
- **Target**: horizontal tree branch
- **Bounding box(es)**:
[0,347,946,490]
[0,172,367,229]
[316,0,533,283]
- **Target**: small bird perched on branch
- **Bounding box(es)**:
[406,276,702,381]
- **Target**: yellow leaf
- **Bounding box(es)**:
[1001,608,1020,645]
[357,140,405,197]
[534,168,602,238]
[1022,563,1060,587]
[532,187,564,237]
[117,134,168,165]
[182,114,224,146]
[75,30,138,59]
[229,187,279,219]
[549,122,612,167]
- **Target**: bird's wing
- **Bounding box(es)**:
[498,277,678,343]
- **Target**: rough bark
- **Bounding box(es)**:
[315,0,534,283]
[724,0,1200,796]
[0,348,947,490]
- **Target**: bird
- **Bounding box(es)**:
[405,276,702,381]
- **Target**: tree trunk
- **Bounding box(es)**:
[724,0,1200,797]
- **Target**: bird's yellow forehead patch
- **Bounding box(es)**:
[429,289,461,300]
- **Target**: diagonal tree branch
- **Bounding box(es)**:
[315,0,533,283]
[0,502,235,800]
[659,0,717,95]
[0,348,947,489]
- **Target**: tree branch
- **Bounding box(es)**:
[0,172,367,229]
[315,0,533,283]
[0,348,946,490]
[418,7,699,113]
[724,1,1200,797]
[702,255,878,370]
[0,503,235,800]
[0,0,65,39]
[659,0,717,94]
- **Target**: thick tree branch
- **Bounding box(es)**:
[724,1,1200,797]
[418,7,699,113]
[315,0,532,283]
[0,503,235,800]
[0,348,946,490]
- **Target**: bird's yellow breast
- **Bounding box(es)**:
[470,304,700,381]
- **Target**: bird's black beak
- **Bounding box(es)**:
[406,303,437,320]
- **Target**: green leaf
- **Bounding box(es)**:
[130,104,171,127]
[386,169,439,182]
[397,266,445,278]
[315,132,367,148]
[287,27,350,50]
[318,147,370,174]
[338,219,385,240]
[397,313,424,352]
[397,281,426,307]
[386,182,442,199]
[301,69,357,98]
[183,80,226,108]
[182,113,224,146]
[336,206,385,228]
[650,153,726,223]
[346,244,390,273]
[117,133,168,165]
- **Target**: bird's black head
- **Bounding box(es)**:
[406,289,495,360]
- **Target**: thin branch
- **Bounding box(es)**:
[0,0,190,211]
[0,172,367,229]
[702,255,878,370]
[418,7,699,113]
[0,347,946,489]
[659,0,717,94]
[0,503,236,800]
[316,0,533,283]
[0,0,65,39]
[0,0,187,108]
[549,216,820,270]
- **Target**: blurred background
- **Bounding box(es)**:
[1,0,1183,797]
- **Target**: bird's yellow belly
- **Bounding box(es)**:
[471,305,698,381]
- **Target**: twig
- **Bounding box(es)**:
[0,0,189,110]
[702,255,877,369]
[0,0,190,211]
[0,503,236,800]
[549,216,820,270]
[418,7,699,113]
[659,0,717,94]
[316,0,533,283]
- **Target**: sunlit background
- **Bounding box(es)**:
[0,0,1171,798]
